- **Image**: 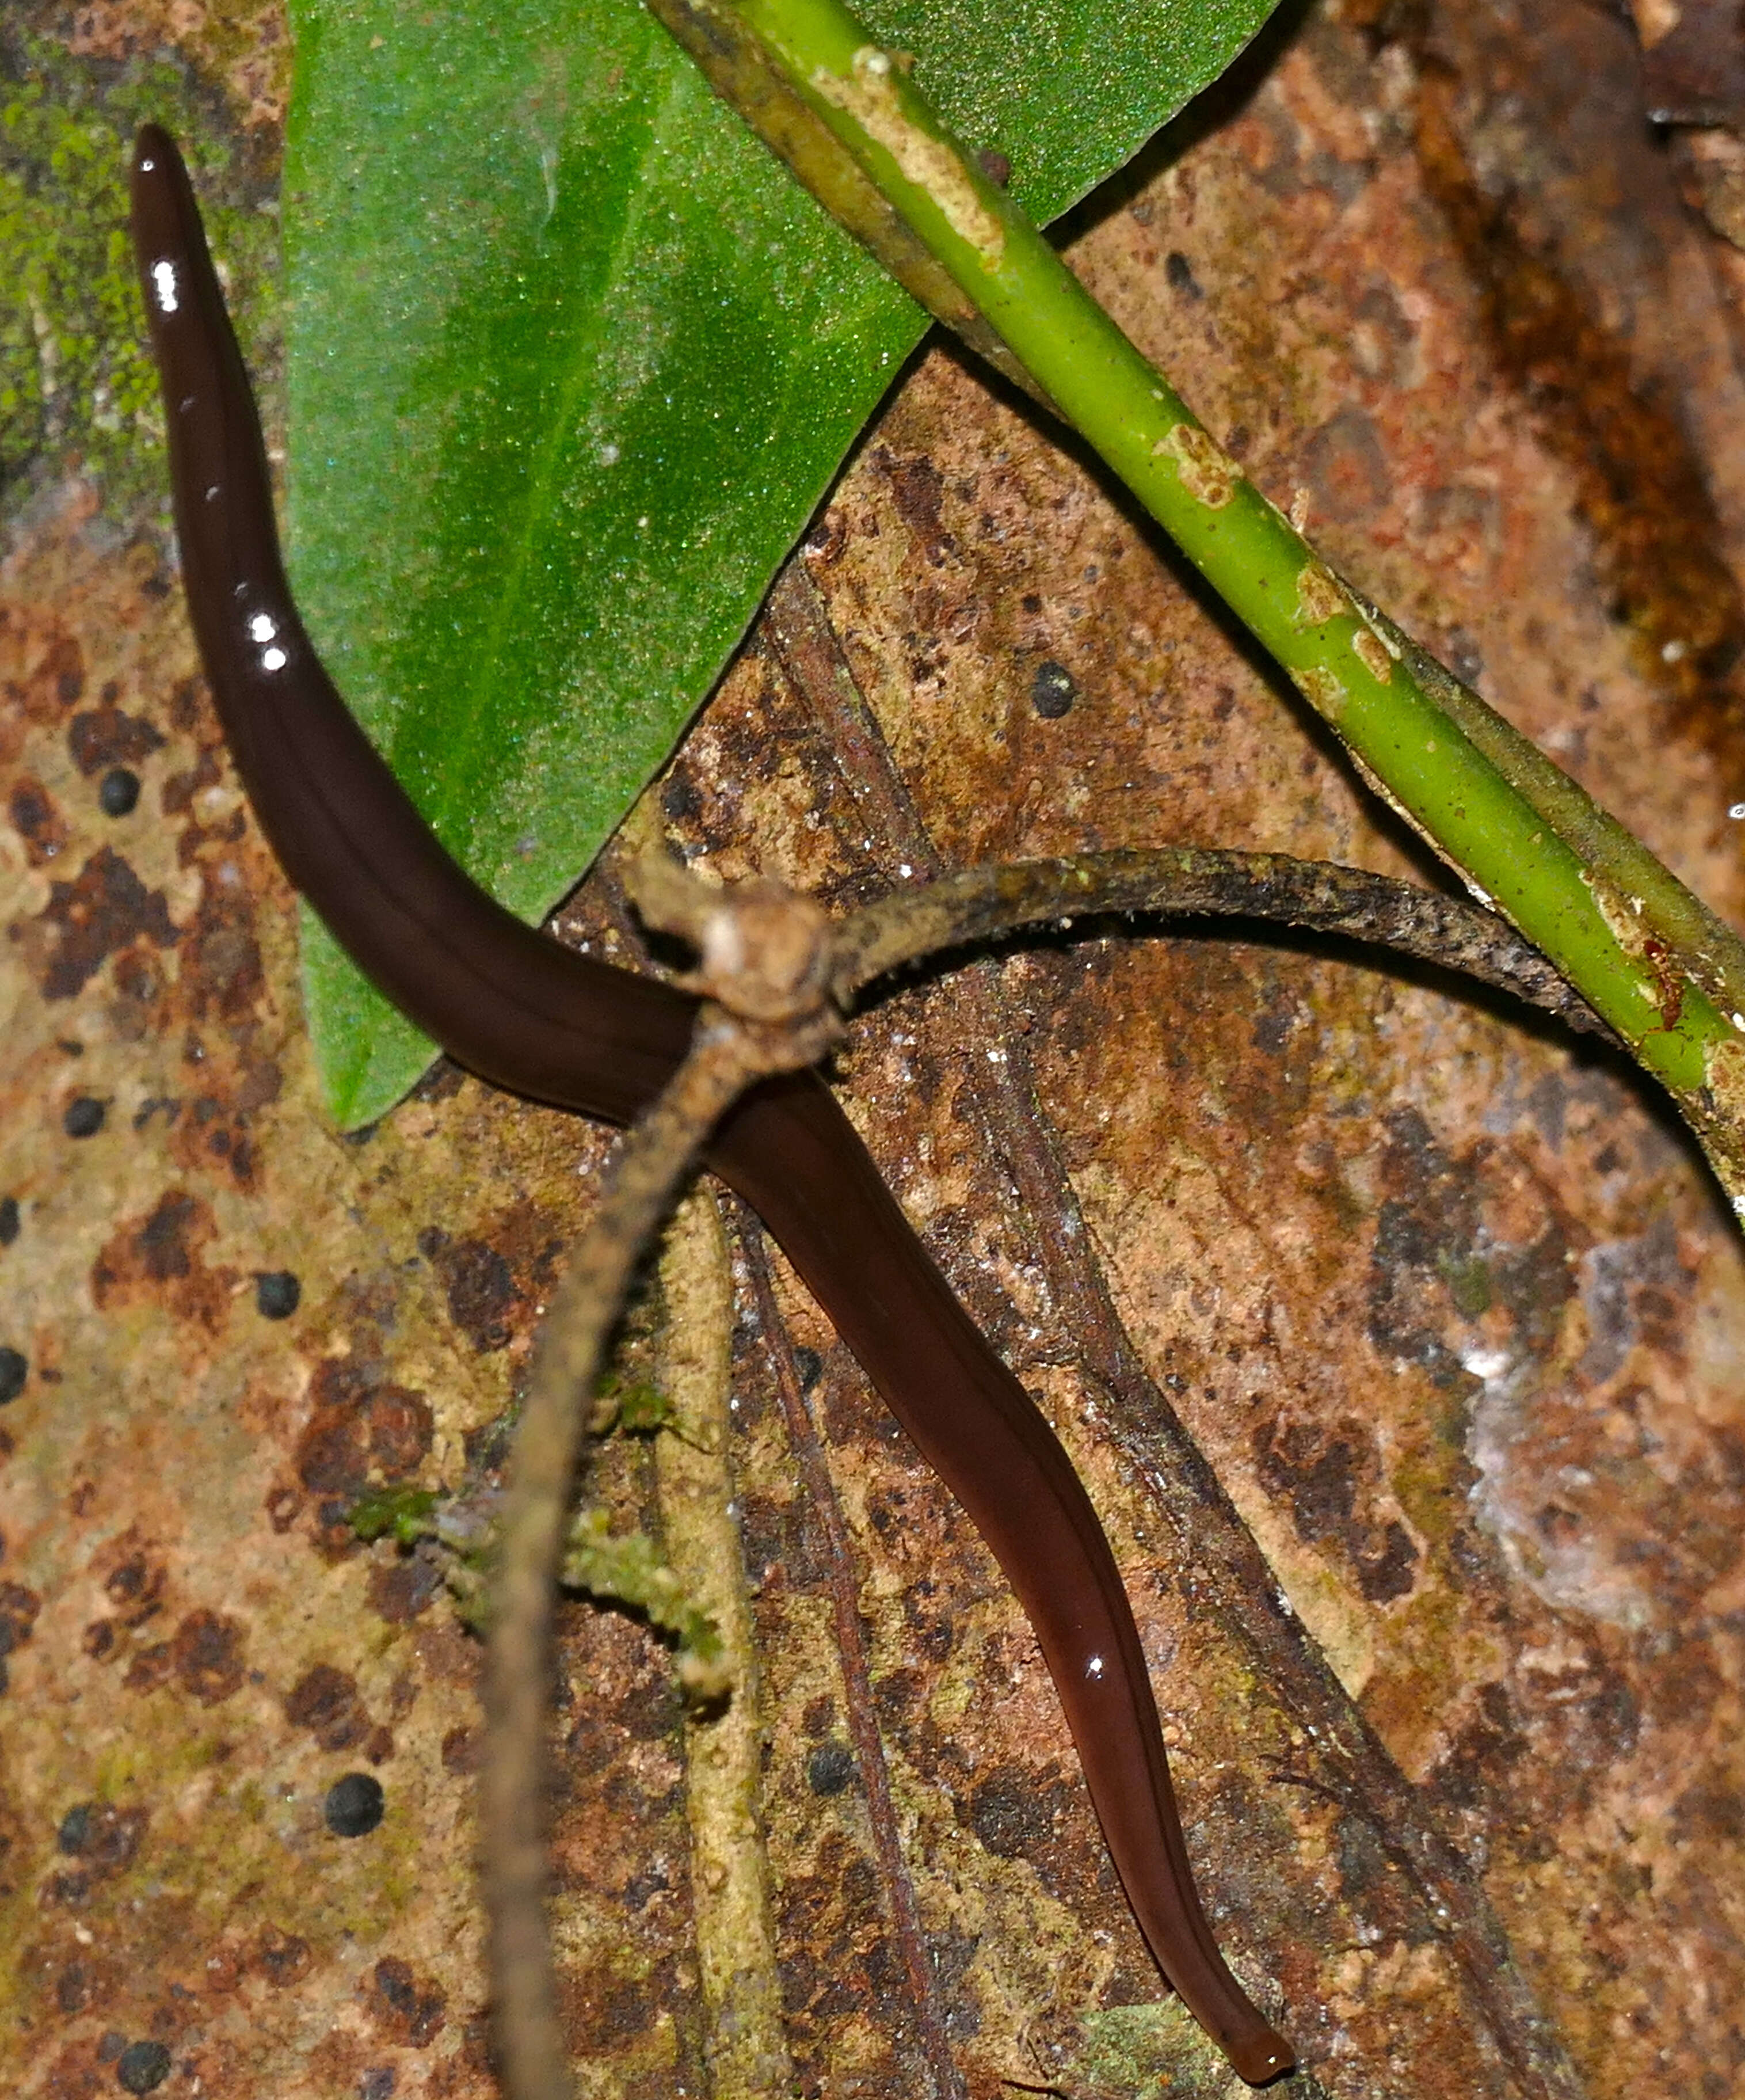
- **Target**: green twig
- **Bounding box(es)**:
[645,0,1745,1208]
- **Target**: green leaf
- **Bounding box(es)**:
[284,0,1283,1125]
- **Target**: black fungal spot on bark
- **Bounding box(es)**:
[806,1742,855,1796]
[116,2038,173,2093]
[62,1096,105,1138]
[98,768,142,817]
[1164,249,1202,298]
[1030,660,1078,718]
[256,1270,300,1319]
[325,1771,385,1836]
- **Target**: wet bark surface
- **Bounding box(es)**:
[4,2,1745,2095]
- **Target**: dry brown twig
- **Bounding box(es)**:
[480,842,1601,2100]
[482,855,843,2100]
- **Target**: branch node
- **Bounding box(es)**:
[627,851,839,1025]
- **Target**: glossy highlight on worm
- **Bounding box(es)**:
[129,125,1293,2086]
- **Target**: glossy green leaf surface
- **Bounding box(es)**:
[284,0,1282,1124]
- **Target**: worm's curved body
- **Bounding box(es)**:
[131,125,1291,2086]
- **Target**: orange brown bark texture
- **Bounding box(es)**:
[5,2,1745,2096]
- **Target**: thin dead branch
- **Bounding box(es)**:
[482,843,1598,2100]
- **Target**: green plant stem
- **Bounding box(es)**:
[650,0,1745,1204]
[1348,586,1745,1028]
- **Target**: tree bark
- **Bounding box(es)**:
[4,3,1744,2095]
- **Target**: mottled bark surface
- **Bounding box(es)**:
[4,2,1745,2096]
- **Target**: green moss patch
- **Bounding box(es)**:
[0,32,279,515]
